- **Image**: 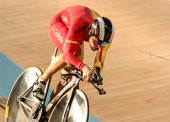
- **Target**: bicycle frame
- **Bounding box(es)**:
[46,70,90,122]
[46,75,79,113]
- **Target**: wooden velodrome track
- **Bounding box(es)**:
[1,0,170,122]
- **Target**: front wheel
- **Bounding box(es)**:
[48,89,89,122]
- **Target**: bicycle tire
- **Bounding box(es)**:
[48,89,89,122]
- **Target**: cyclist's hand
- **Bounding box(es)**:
[82,65,92,82]
[91,66,103,84]
[92,66,100,76]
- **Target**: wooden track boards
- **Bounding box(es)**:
[1,0,170,122]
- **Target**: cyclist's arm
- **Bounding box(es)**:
[93,42,112,70]
[62,40,85,70]
[62,17,89,70]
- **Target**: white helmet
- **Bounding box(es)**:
[87,17,114,46]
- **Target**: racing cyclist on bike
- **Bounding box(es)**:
[33,5,115,101]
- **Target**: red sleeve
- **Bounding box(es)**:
[63,41,85,70]
[62,17,89,70]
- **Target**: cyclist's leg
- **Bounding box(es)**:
[49,22,85,101]
[49,13,68,50]
[33,13,68,101]
[50,64,72,101]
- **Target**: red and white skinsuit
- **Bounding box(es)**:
[48,5,111,71]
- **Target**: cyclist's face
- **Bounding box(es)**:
[89,36,101,51]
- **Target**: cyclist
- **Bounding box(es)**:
[33,5,115,101]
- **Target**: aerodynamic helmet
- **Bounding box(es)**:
[86,17,114,46]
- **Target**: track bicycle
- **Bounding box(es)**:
[5,48,106,122]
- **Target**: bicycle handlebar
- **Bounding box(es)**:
[61,67,106,95]
[51,48,106,95]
